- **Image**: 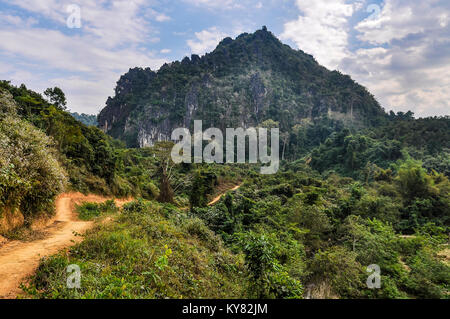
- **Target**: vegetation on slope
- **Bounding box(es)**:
[189,161,449,298]
[98,28,387,148]
[70,112,98,127]
[75,200,119,221]
[0,81,169,200]
[1,81,252,234]
[0,88,66,230]
[24,159,449,299]
[25,200,248,299]
[1,31,449,299]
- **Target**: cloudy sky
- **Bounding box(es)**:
[0,0,448,117]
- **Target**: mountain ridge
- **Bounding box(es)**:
[98,27,387,148]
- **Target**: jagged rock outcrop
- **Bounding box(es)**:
[98,27,386,147]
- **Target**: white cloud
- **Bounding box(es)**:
[0,12,38,27]
[155,13,171,22]
[281,0,450,117]
[4,0,159,46]
[182,0,239,10]
[0,1,168,113]
[47,75,120,114]
[1,0,448,118]
[342,0,450,117]
[355,0,448,45]
[144,8,171,22]
[0,27,167,113]
[187,27,228,55]
[280,0,358,70]
[0,39,166,115]
[0,13,24,26]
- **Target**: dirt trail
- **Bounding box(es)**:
[208,184,242,206]
[0,193,130,299]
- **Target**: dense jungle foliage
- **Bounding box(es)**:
[70,112,98,127]
[0,88,66,223]
[24,160,449,299]
[98,28,387,148]
[0,81,172,202]
[1,80,449,299]
[1,26,449,298]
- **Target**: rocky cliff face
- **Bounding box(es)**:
[98,28,386,148]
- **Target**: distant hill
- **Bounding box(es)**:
[70,112,98,127]
[98,27,387,148]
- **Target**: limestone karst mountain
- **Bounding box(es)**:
[98,27,386,148]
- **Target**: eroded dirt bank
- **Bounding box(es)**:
[0,193,130,299]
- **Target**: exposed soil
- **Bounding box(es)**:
[0,235,6,247]
[0,193,131,299]
[437,247,450,265]
[208,184,242,206]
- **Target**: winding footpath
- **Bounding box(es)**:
[0,185,239,299]
[208,184,242,206]
[0,193,130,299]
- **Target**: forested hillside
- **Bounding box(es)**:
[0,81,184,234]
[98,28,387,148]
[0,87,66,232]
[70,112,98,127]
[96,28,449,180]
[23,160,450,299]
[0,81,173,199]
[0,28,448,299]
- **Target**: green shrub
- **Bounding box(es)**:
[309,246,364,298]
[0,90,67,221]
[25,200,248,299]
[76,203,101,220]
[76,200,118,221]
[239,231,303,298]
[402,248,450,298]
[184,217,220,250]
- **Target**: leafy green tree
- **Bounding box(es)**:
[396,160,435,202]
[395,160,449,230]
[0,94,67,222]
[44,87,67,110]
[308,246,364,298]
[239,231,303,298]
[189,169,217,208]
[403,248,450,298]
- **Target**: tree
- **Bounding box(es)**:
[239,231,303,298]
[189,169,217,208]
[0,112,67,219]
[44,87,67,110]
[153,141,176,203]
[309,246,364,298]
[396,160,435,202]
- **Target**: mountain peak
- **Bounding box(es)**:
[215,27,282,51]
[98,28,386,148]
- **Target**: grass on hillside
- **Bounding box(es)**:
[75,200,119,221]
[22,200,248,299]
